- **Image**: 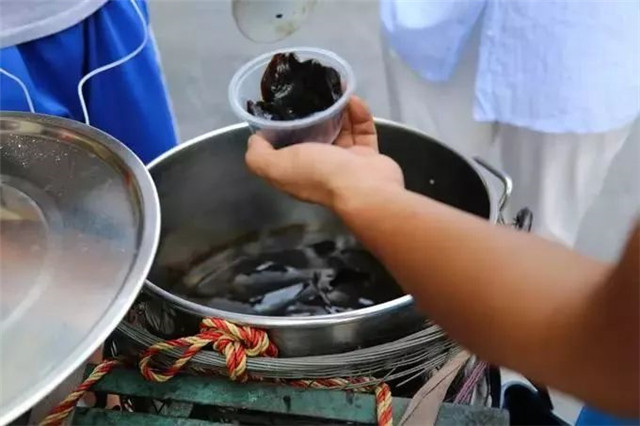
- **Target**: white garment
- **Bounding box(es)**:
[381,0,640,133]
[382,36,635,246]
[382,24,494,155]
[0,0,108,48]
[495,124,631,246]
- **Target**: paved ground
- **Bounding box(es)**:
[149,0,638,261]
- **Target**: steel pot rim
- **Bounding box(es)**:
[144,119,498,328]
[143,279,414,328]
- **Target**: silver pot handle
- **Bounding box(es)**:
[473,157,512,215]
[474,157,533,231]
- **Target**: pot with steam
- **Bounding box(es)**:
[143,119,528,357]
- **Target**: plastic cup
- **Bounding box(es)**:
[229,47,356,148]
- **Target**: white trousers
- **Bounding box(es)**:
[382,37,634,247]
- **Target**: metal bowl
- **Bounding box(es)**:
[0,112,160,425]
[144,120,514,356]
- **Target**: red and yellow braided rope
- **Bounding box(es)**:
[43,318,393,426]
[40,359,121,426]
[289,377,393,426]
[375,382,393,426]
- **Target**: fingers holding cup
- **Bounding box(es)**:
[336,96,378,150]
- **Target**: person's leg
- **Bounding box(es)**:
[0,0,177,163]
[81,0,177,163]
[495,123,634,246]
[495,124,634,423]
[0,33,85,117]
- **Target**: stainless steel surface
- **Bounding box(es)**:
[473,157,513,223]
[145,119,499,356]
[0,112,160,425]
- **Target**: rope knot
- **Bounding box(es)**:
[138,317,277,383]
[200,317,277,357]
[199,317,278,381]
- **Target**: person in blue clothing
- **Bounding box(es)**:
[381,0,639,249]
[0,0,177,163]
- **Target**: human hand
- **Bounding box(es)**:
[245,96,404,208]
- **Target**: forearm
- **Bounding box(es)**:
[244,103,637,413]
[333,183,636,413]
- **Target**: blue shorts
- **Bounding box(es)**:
[0,0,177,163]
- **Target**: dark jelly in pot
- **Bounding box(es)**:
[247,53,343,121]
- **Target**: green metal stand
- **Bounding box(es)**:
[72,367,508,425]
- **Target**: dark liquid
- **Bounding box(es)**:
[247,53,343,121]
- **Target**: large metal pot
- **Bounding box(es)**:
[144,119,518,356]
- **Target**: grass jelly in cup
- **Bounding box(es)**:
[229,47,356,148]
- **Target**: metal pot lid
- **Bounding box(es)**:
[0,112,160,425]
